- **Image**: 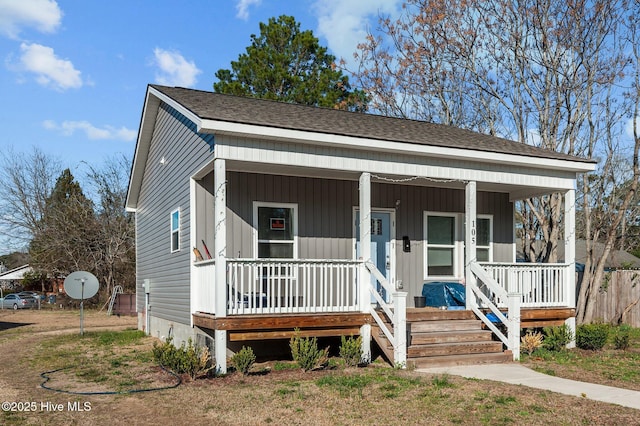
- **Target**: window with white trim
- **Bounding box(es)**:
[475,216,493,262]
[170,208,180,253]
[424,213,458,278]
[254,203,297,258]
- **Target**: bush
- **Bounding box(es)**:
[520,330,544,355]
[231,346,256,375]
[339,335,363,367]
[614,324,631,350]
[542,324,573,352]
[152,337,212,379]
[289,330,329,371]
[576,323,609,350]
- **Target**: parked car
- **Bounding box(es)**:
[17,291,42,301]
[0,293,38,310]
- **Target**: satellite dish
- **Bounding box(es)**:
[64,271,99,300]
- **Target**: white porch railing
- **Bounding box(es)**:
[193,259,216,314]
[226,259,361,315]
[469,262,521,360]
[365,261,407,367]
[479,262,570,307]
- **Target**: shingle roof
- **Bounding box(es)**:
[150,84,594,163]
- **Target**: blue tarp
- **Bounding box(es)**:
[422,282,466,308]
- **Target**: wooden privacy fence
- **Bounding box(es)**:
[590,270,640,327]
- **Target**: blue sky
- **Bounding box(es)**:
[0,0,401,176]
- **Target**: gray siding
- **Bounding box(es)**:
[225,172,513,299]
[135,103,214,324]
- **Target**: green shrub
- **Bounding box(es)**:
[614,324,632,350]
[576,323,609,350]
[289,330,329,371]
[542,324,573,352]
[231,346,256,375]
[339,335,363,367]
[152,337,211,379]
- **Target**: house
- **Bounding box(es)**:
[126,85,596,373]
[0,264,33,291]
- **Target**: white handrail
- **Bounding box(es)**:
[364,261,407,367]
[469,261,520,360]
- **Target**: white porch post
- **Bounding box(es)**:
[465,181,477,309]
[214,158,227,373]
[359,172,372,360]
[393,291,407,367]
[359,172,371,312]
[564,188,576,347]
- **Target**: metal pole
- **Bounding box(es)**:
[80,279,85,336]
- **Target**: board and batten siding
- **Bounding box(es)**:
[223,172,513,299]
[135,103,214,324]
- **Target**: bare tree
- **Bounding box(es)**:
[85,154,136,297]
[0,147,61,250]
[352,0,638,322]
[576,8,640,323]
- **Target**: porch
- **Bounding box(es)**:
[192,161,580,373]
[192,259,575,367]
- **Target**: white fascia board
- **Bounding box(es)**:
[199,118,596,174]
[126,89,158,211]
[149,86,203,128]
[126,87,205,212]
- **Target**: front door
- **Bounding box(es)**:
[355,210,394,302]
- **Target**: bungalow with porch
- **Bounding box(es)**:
[125,85,596,373]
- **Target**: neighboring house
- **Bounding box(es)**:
[0,264,33,291]
[126,85,596,373]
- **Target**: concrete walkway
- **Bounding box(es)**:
[417,363,640,410]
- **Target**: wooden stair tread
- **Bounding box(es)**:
[408,341,503,357]
[409,351,512,368]
[410,319,482,332]
[410,329,493,345]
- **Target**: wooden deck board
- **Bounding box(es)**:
[193,311,371,331]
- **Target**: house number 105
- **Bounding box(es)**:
[471,220,476,245]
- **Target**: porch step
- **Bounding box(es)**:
[407,308,475,321]
[408,340,503,357]
[410,329,493,345]
[410,319,482,333]
[371,310,512,368]
[409,351,513,369]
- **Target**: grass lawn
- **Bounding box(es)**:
[521,325,640,392]
[1,310,639,425]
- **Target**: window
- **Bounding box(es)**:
[476,216,493,262]
[254,203,297,258]
[424,213,457,278]
[170,208,180,252]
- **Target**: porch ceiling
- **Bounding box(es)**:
[226,160,566,201]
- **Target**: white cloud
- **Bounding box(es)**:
[43,120,137,142]
[625,117,639,139]
[0,0,62,39]
[152,48,201,87]
[312,0,402,69]
[18,42,82,90]
[235,0,261,20]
